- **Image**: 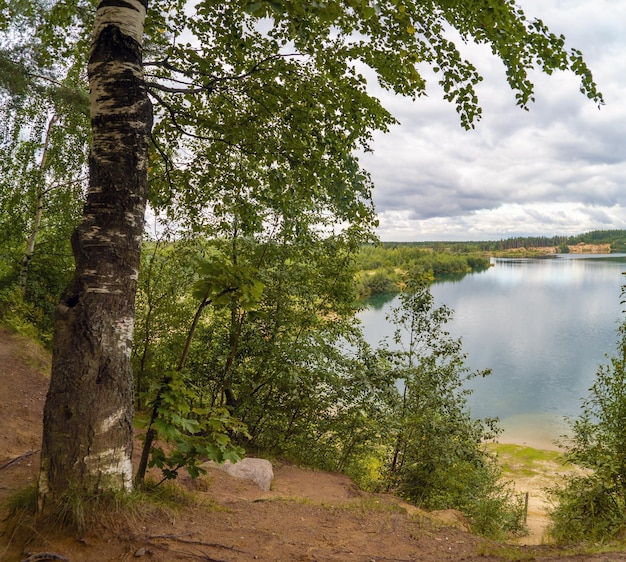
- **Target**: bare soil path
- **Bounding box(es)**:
[1,327,626,561]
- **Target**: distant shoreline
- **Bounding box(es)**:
[490,243,611,257]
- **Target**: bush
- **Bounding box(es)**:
[380,280,525,538]
[0,286,41,341]
[359,270,399,297]
[549,474,626,543]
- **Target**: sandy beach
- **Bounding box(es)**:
[497,412,571,451]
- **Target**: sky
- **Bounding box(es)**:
[360,0,626,242]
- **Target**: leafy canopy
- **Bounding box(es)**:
[0,0,604,249]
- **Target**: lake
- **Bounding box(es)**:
[359,254,626,448]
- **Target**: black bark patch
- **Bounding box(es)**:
[91,25,141,65]
[92,69,146,110]
[98,0,140,11]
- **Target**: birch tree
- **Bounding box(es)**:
[38,0,152,508]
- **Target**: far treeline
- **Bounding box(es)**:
[384,229,626,253]
[356,229,626,298]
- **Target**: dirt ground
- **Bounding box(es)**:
[2,327,626,561]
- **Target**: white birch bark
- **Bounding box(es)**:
[18,114,57,292]
[39,0,151,509]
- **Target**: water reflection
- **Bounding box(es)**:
[362,292,397,310]
[359,255,626,445]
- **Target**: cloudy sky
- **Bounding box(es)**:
[360,0,626,242]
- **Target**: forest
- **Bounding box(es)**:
[367,230,626,254]
[2,0,626,550]
[355,229,626,297]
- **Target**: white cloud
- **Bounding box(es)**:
[376,203,626,242]
[362,0,626,241]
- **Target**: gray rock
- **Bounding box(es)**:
[208,458,274,491]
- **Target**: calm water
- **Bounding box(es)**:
[359,255,626,446]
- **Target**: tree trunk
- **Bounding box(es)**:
[38,0,151,509]
[18,114,57,293]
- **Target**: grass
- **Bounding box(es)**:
[487,443,570,480]
[3,483,38,516]
[343,496,409,514]
[2,478,216,542]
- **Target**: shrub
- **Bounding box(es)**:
[360,270,399,297]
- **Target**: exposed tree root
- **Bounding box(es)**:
[20,553,69,562]
[140,532,249,561]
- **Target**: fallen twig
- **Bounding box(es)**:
[142,532,195,540]
[141,541,228,561]
[142,532,246,553]
[0,450,40,470]
[146,534,247,553]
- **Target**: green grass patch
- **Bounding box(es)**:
[2,479,216,540]
[487,443,568,479]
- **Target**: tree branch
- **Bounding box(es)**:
[145,81,208,95]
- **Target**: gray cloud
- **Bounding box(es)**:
[361,0,626,241]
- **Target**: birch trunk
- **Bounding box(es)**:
[18,115,57,293]
[39,0,151,508]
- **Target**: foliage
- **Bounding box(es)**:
[133,239,220,402]
[192,248,264,310]
[549,474,626,544]
[0,0,88,345]
[568,230,626,253]
[370,230,626,255]
[0,286,42,340]
[133,227,397,477]
[548,320,626,543]
[134,230,375,484]
[139,371,248,486]
[357,244,491,284]
[133,241,262,486]
[357,269,400,298]
[0,246,77,345]
[191,235,385,459]
[379,279,525,538]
